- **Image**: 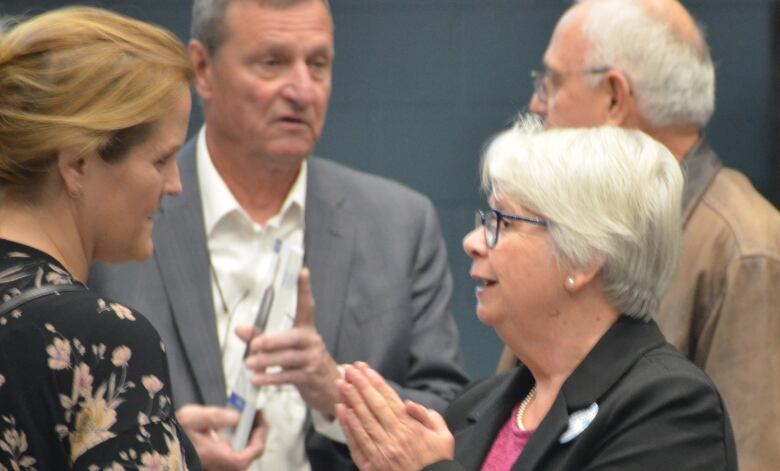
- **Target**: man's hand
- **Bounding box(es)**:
[236,268,341,416]
[176,404,267,470]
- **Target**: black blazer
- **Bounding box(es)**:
[426,318,738,471]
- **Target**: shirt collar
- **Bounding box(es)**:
[196,126,307,236]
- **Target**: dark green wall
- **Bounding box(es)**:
[1,0,774,379]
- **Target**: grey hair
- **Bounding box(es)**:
[577,0,715,128]
[481,115,683,320]
[190,0,332,55]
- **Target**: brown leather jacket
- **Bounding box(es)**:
[657,139,780,471]
[497,138,780,470]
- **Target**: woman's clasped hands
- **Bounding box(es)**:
[335,362,455,471]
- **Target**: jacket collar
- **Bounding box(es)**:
[680,137,722,225]
[558,318,666,408]
[457,318,667,470]
[518,318,666,470]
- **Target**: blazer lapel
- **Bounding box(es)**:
[516,318,667,470]
[453,370,535,470]
[512,396,569,470]
[304,158,355,354]
[154,139,226,405]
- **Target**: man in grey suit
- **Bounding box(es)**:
[89,0,468,470]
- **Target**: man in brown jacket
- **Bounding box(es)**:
[497,0,780,468]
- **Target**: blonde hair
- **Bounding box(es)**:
[0,6,192,195]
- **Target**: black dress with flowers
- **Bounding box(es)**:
[0,239,200,470]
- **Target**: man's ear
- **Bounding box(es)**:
[603,70,634,126]
[189,39,214,103]
[57,148,88,198]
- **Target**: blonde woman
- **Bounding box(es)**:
[0,7,206,469]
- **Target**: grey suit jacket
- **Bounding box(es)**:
[89,138,468,470]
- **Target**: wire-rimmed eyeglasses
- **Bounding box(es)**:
[531,66,611,103]
[475,208,547,248]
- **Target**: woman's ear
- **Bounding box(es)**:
[57,148,88,199]
[603,70,634,126]
[565,255,605,292]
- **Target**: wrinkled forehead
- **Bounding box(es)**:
[226,0,334,26]
[220,0,334,51]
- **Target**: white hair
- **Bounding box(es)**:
[577,0,715,128]
[481,116,683,320]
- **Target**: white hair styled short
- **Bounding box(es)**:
[578,0,715,128]
[481,116,684,320]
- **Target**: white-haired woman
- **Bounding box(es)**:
[334,121,737,470]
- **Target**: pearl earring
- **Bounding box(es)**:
[565,276,576,291]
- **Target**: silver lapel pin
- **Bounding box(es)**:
[559,402,599,444]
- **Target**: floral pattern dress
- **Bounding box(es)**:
[0,239,200,470]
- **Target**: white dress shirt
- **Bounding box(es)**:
[197,127,317,470]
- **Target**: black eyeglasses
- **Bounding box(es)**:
[475,208,547,248]
[531,66,611,103]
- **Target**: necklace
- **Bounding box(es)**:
[207,252,249,355]
[515,385,537,431]
[207,253,249,316]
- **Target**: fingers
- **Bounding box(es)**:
[244,344,309,373]
[357,363,405,414]
[177,405,258,471]
[336,402,374,470]
[337,365,454,469]
[337,373,389,443]
[177,404,239,431]
[239,317,340,415]
[234,324,258,344]
[293,267,315,327]
[404,401,446,433]
[347,364,405,421]
[426,407,450,433]
[238,412,267,463]
[404,401,431,426]
[242,329,332,375]
[242,328,316,362]
[248,368,303,388]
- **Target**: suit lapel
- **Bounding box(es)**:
[304,158,355,354]
[512,396,569,470]
[154,139,226,405]
[515,318,667,470]
[452,370,535,470]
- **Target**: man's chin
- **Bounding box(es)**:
[262,145,315,165]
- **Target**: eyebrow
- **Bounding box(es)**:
[542,62,558,75]
[257,40,333,55]
[159,143,182,158]
[310,45,334,56]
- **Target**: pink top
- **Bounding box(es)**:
[480,402,536,471]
